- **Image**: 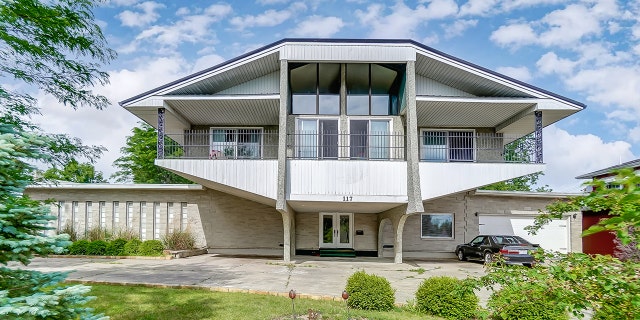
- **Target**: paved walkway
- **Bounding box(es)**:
[12,255,487,304]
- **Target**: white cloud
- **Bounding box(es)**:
[496,66,532,82]
[127,3,232,53]
[539,125,636,192]
[117,1,165,28]
[459,0,498,16]
[105,0,139,6]
[490,23,537,48]
[176,7,190,16]
[355,0,457,39]
[500,0,567,12]
[257,0,290,4]
[536,52,576,75]
[192,54,226,73]
[291,16,344,37]
[230,2,306,30]
[629,126,640,143]
[443,19,477,38]
[565,65,640,110]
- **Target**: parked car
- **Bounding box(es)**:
[455,235,539,266]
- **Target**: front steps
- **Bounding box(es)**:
[319,248,356,258]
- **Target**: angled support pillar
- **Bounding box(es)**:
[276,59,293,262]
[534,110,543,163]
[404,60,424,214]
[157,108,165,159]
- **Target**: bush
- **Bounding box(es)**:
[86,240,108,256]
[139,240,164,256]
[58,222,79,242]
[113,228,139,241]
[86,226,112,241]
[68,240,90,255]
[123,239,142,256]
[488,284,568,320]
[344,270,395,311]
[162,230,196,250]
[105,238,127,256]
[415,276,479,320]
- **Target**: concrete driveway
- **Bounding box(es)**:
[11,255,488,304]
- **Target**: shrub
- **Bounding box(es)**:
[68,240,90,255]
[123,239,142,256]
[162,230,196,250]
[58,222,79,242]
[86,240,108,256]
[86,226,112,241]
[344,270,395,311]
[113,228,140,241]
[105,238,127,256]
[488,284,568,320]
[139,240,164,256]
[415,276,479,320]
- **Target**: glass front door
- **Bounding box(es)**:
[319,213,353,248]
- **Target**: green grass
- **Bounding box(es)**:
[83,283,441,320]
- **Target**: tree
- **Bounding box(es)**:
[112,123,192,184]
[481,172,552,192]
[0,0,114,318]
[478,169,640,319]
[43,159,107,183]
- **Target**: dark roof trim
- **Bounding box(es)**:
[119,38,586,109]
[575,158,640,179]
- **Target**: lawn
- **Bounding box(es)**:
[83,283,440,320]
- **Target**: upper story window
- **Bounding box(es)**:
[420,130,475,162]
[290,63,340,115]
[346,63,402,116]
[210,128,263,159]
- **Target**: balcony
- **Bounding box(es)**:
[287,131,405,161]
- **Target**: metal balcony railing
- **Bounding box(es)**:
[163,130,279,160]
[287,131,406,160]
[419,132,538,163]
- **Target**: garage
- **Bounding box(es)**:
[479,214,571,253]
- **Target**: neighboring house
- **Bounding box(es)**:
[26,39,586,262]
[575,158,640,255]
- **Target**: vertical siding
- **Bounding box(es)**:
[415,75,475,97]
[216,71,279,95]
[288,160,407,196]
[281,44,416,62]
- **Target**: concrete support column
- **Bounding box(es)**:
[276,59,289,211]
[157,108,165,159]
[404,61,424,214]
[534,110,543,163]
[394,214,409,264]
[279,206,296,262]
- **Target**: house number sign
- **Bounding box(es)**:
[342,196,353,202]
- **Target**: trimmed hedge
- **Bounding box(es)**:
[123,239,142,256]
[105,238,127,256]
[86,240,108,256]
[488,285,568,320]
[415,276,479,320]
[345,271,395,311]
[139,240,164,256]
[68,240,90,255]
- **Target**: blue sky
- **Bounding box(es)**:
[33,0,639,191]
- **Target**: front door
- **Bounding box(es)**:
[319,213,353,248]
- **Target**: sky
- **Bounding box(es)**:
[31,0,640,192]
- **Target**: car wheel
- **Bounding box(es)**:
[484,251,493,263]
[457,250,466,261]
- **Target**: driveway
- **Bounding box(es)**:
[11,255,488,304]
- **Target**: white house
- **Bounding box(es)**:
[27,39,585,262]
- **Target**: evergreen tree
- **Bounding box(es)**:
[0,0,115,318]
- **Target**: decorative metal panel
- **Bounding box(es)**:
[281,43,416,62]
[416,75,475,97]
[217,71,279,95]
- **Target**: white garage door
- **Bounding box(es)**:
[479,215,570,253]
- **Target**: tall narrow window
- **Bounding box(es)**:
[347,63,402,115]
[113,201,119,226]
[140,202,146,240]
[72,201,78,229]
[126,202,133,229]
[180,202,188,231]
[168,202,174,234]
[290,63,340,115]
[57,201,65,231]
[99,201,106,229]
[153,202,160,240]
[85,202,92,233]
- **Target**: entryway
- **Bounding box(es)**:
[319,213,355,257]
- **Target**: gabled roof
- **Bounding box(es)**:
[576,158,640,179]
[119,38,586,109]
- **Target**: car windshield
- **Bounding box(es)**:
[492,236,528,245]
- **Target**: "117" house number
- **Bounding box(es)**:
[342,196,353,202]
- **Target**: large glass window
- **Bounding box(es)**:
[296,119,338,159]
[347,63,401,116]
[211,128,262,159]
[421,213,454,239]
[290,63,340,115]
[350,119,390,159]
[421,130,475,162]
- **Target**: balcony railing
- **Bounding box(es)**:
[287,131,406,160]
[419,132,538,163]
[162,130,537,163]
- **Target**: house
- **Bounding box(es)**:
[575,158,640,255]
[26,39,586,262]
